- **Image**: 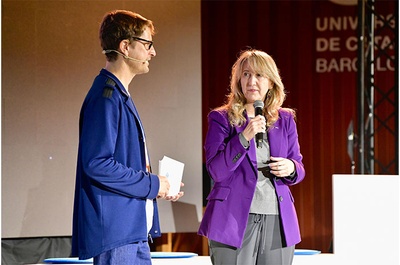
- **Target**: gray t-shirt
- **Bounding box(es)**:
[239,132,278,215]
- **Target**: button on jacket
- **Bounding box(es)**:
[198,108,305,248]
[72,69,161,259]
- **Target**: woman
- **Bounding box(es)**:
[198,49,305,265]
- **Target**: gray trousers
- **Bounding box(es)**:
[209,214,294,265]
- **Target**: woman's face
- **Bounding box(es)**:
[240,60,271,104]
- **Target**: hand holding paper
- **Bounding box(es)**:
[157,175,170,199]
[159,156,184,196]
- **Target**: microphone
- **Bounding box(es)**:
[253,100,264,149]
[102,50,148,63]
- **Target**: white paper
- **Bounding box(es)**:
[158,156,184,196]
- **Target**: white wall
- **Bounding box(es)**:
[2,0,202,237]
[292,174,400,265]
[333,174,400,264]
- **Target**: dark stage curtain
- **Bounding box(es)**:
[2,237,72,265]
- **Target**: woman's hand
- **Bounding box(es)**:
[269,156,295,177]
[242,115,266,141]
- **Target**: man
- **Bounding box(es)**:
[71,10,184,265]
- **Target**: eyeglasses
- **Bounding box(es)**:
[131,36,154,50]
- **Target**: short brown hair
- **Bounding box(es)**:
[99,10,155,61]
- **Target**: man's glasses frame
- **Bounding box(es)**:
[131,37,153,50]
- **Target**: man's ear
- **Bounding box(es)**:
[119,39,130,55]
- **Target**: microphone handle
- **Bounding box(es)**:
[255,106,264,148]
[256,133,263,148]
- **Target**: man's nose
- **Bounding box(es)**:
[150,46,156,57]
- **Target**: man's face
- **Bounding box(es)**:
[128,27,156,75]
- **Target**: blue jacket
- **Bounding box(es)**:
[71,69,161,259]
[198,109,305,248]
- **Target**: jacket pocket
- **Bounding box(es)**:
[206,187,231,201]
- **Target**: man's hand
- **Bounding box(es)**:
[165,182,185,202]
[157,175,170,199]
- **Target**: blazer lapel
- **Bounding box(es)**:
[125,97,146,137]
[267,121,282,157]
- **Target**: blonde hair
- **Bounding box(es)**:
[218,49,295,129]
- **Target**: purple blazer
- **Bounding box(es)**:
[198,108,305,248]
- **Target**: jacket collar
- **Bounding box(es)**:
[99,69,139,118]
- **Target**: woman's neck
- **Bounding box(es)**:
[245,103,255,117]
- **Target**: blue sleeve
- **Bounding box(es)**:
[79,88,159,199]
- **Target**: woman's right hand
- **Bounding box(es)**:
[242,115,266,141]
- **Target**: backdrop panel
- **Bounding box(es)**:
[2,0,202,238]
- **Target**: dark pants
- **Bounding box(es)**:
[209,214,294,265]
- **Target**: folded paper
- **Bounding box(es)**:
[159,156,184,196]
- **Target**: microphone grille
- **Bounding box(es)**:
[253,100,264,109]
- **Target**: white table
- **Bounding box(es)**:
[32,253,338,265]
